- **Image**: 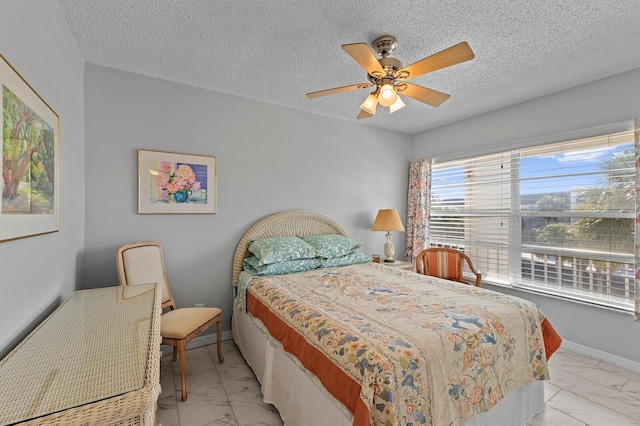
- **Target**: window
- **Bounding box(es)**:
[430,130,635,310]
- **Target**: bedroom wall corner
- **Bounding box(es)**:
[0,0,85,357]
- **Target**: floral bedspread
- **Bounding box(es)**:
[245,263,549,426]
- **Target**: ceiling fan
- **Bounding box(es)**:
[306,35,474,119]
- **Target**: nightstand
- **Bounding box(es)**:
[377,259,415,271]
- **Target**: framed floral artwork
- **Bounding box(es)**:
[1,55,60,242]
[138,149,217,214]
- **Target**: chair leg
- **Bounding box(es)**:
[172,346,178,361]
[216,317,224,363]
[178,340,188,401]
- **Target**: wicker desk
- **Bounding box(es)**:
[0,284,162,426]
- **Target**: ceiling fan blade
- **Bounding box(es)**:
[342,43,385,77]
[397,42,474,80]
[306,82,372,99]
[400,82,451,107]
[357,109,374,119]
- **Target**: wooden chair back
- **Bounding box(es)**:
[415,247,482,287]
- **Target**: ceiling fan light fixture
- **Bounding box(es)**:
[378,83,397,107]
[307,37,474,120]
[360,93,378,115]
[389,96,406,113]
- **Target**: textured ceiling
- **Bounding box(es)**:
[57,0,640,135]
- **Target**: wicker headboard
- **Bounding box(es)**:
[232,210,349,285]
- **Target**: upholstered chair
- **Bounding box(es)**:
[415,247,482,287]
[116,241,223,401]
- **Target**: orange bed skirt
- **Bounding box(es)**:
[542,317,562,360]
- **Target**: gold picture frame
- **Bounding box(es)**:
[1,55,60,242]
[138,149,217,214]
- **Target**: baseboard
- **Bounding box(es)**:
[561,340,640,374]
[160,330,233,356]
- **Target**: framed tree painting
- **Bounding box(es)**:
[138,149,217,214]
[1,55,60,242]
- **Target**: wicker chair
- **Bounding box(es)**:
[415,247,482,287]
[116,241,224,401]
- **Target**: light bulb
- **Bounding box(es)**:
[378,84,397,107]
[389,96,406,113]
[360,93,378,115]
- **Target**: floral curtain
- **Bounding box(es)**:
[405,158,431,262]
[635,119,640,321]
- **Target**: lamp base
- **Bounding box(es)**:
[383,236,395,263]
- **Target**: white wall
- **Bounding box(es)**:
[411,68,640,365]
[82,64,410,337]
[412,67,640,161]
[0,1,85,357]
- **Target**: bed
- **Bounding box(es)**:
[231,210,561,426]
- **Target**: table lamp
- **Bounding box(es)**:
[371,209,405,263]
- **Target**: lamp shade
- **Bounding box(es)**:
[371,209,405,232]
[360,93,378,115]
[389,95,406,113]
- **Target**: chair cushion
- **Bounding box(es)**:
[428,251,460,280]
[161,307,222,339]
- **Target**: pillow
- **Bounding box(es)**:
[302,234,361,259]
[248,236,317,265]
[243,255,321,276]
[319,251,372,268]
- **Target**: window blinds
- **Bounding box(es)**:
[430,130,635,309]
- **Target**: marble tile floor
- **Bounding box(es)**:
[156,341,640,426]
